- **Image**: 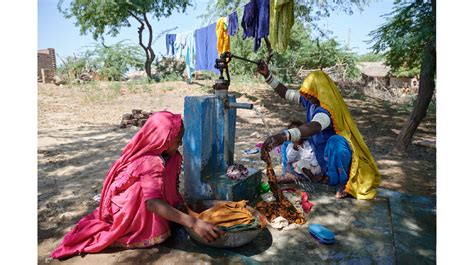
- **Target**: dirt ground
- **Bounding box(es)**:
[37,78,436,263]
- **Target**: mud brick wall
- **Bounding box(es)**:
[38,48,57,82]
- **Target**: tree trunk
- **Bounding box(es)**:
[391,37,436,155]
[143,13,155,80]
[129,11,155,80]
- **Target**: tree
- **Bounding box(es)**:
[58,0,191,79]
[57,41,145,81]
[92,41,145,81]
[200,2,361,83]
[369,0,436,155]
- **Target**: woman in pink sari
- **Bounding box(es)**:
[51,111,222,259]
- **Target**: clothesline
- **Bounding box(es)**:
[165,0,256,83]
[165,0,294,82]
[179,1,248,36]
[200,1,247,29]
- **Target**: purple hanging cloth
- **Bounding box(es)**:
[241,0,269,52]
[228,11,239,36]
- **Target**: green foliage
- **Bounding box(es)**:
[58,0,191,40]
[358,52,385,62]
[57,50,95,80]
[93,41,145,81]
[200,1,362,83]
[58,0,191,79]
[57,41,145,81]
[392,65,420,78]
[154,56,186,82]
[368,0,435,74]
[226,19,360,83]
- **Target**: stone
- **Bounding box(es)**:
[138,119,147,127]
[122,113,133,120]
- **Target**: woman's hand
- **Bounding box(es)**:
[261,132,288,159]
[257,61,270,79]
[293,143,301,150]
[191,218,224,243]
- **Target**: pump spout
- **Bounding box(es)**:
[226,102,253,110]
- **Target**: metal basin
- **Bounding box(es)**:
[184,200,266,248]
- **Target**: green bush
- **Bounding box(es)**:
[154,57,186,82]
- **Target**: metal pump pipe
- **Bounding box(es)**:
[226,102,253,109]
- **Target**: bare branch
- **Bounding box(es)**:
[143,13,155,63]
[128,11,147,52]
[143,13,153,50]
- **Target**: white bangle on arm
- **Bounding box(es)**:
[265,73,280,90]
[285,89,300,103]
[288,128,301,142]
[311,113,331,130]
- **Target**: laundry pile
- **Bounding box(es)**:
[187,200,266,232]
[256,147,306,225]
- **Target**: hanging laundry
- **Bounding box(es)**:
[194,22,219,73]
[206,22,219,73]
[174,32,187,59]
[184,32,195,82]
[216,17,231,55]
[174,31,195,82]
[269,0,294,54]
[227,11,239,36]
[165,33,176,56]
[241,0,270,52]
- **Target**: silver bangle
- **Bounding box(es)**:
[265,73,273,83]
[268,76,280,90]
[288,128,301,142]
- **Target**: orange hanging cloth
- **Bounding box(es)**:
[216,17,231,55]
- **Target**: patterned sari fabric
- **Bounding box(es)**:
[299,71,381,199]
[256,149,306,224]
[51,111,184,259]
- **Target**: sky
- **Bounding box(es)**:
[38,0,395,61]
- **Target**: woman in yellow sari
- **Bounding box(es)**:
[257,62,380,199]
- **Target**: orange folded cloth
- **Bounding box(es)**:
[188,200,255,227]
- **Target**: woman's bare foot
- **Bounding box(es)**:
[335,190,348,199]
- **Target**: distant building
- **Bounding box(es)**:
[38,48,57,83]
[357,61,418,89]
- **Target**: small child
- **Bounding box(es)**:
[284,120,322,182]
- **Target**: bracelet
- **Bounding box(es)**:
[265,73,280,90]
[265,73,273,83]
[288,128,301,142]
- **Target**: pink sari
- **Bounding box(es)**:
[51,111,184,259]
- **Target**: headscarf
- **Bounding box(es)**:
[99,111,182,222]
[299,71,381,199]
